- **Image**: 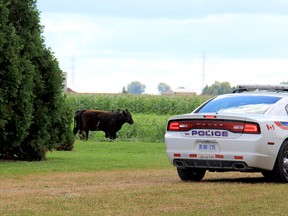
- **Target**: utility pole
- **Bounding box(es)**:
[201,52,206,93]
[71,55,75,89]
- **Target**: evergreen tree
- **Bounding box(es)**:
[0,1,35,157]
[0,0,74,161]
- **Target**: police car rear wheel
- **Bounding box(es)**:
[177,168,206,182]
[272,140,288,183]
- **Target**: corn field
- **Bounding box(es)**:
[66,93,209,115]
[67,93,211,142]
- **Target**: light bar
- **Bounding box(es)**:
[233,84,288,93]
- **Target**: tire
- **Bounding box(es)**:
[177,168,206,182]
[271,140,288,183]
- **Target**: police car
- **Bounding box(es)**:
[165,85,288,183]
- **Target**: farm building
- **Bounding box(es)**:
[162,88,196,96]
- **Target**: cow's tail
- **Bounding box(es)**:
[73,110,85,135]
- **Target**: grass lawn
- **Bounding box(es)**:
[0,141,170,175]
[0,141,287,216]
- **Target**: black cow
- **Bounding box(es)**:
[73,109,134,140]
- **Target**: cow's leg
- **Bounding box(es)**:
[113,131,118,139]
[79,130,85,140]
[73,127,78,135]
[113,133,117,139]
[85,130,89,140]
[110,132,116,140]
[73,115,79,135]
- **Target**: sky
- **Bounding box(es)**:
[36,0,288,94]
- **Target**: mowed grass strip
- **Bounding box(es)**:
[0,141,286,216]
[0,141,169,175]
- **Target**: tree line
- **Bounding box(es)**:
[124,81,288,95]
[123,81,235,95]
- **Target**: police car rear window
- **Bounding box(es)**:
[197,95,281,114]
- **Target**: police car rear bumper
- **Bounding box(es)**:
[173,159,256,172]
[168,152,275,171]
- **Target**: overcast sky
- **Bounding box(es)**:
[37,0,288,94]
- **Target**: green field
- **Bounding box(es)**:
[0,141,287,216]
[66,93,210,143]
[80,114,171,143]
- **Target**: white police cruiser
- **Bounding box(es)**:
[165,85,288,182]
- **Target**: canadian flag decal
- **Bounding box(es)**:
[266,124,275,130]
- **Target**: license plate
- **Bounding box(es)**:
[198,142,216,151]
[198,154,215,159]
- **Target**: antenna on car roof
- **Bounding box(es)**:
[233,84,288,93]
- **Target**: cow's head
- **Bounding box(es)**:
[123,109,134,124]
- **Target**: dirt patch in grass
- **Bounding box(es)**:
[0,170,282,216]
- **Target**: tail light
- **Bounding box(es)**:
[243,123,260,133]
[167,119,260,134]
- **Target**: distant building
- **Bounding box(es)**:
[66,87,77,93]
[162,88,196,96]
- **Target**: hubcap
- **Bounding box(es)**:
[283,151,288,176]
